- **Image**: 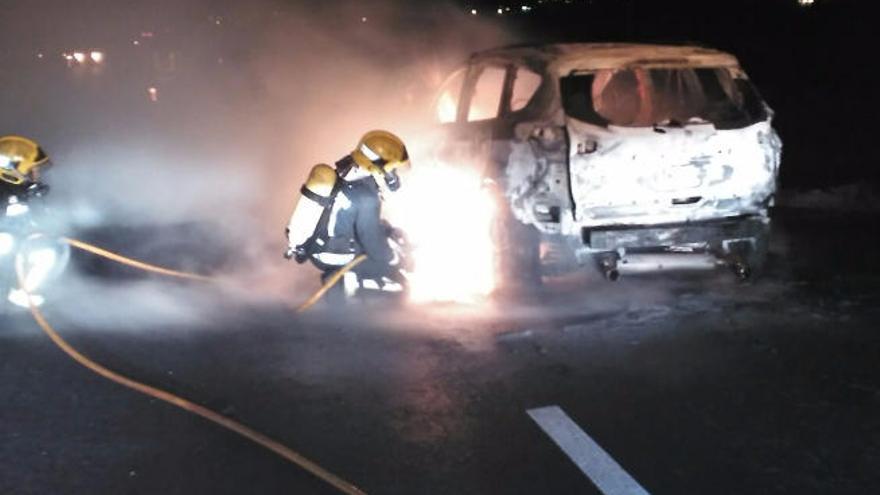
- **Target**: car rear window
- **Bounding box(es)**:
[561,68,767,129]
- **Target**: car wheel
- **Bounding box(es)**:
[493,208,542,292]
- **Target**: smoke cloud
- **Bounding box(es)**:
[2,0,515,325]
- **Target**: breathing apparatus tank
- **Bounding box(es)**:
[285,164,339,262]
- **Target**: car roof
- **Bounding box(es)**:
[471,43,741,73]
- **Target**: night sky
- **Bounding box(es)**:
[1,0,874,188]
[478,0,875,189]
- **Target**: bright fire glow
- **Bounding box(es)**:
[436,91,458,123]
[384,164,497,303]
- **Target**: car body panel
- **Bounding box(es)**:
[433,43,782,267]
[566,118,781,229]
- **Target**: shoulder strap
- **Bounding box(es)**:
[299,178,343,255]
[300,185,334,208]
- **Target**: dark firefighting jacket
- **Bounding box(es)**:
[304,163,394,272]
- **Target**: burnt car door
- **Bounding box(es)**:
[433,62,510,176]
[434,61,549,170]
[432,59,555,283]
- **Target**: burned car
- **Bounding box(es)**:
[433,43,782,282]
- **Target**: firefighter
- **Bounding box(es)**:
[1,136,54,309]
[0,136,51,205]
[284,130,410,301]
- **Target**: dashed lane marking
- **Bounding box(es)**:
[527,405,651,495]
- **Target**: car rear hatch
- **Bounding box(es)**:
[560,67,780,226]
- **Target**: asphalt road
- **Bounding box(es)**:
[2,209,879,494]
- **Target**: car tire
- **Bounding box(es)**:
[746,228,770,280]
[493,207,542,292]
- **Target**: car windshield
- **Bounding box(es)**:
[561,67,767,129]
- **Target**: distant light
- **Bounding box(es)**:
[361,16,368,22]
[141,31,154,38]
[72,51,86,63]
[133,40,140,46]
[470,8,478,15]
[798,0,814,5]
[497,7,503,14]
[147,86,159,102]
[36,52,44,59]
[90,51,104,63]
[63,53,73,61]
[521,5,532,12]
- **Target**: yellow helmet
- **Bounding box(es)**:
[350,130,410,190]
[0,136,49,185]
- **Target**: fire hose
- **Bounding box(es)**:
[62,237,213,282]
[62,236,365,312]
[296,255,368,312]
[16,238,369,495]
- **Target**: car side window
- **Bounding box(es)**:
[435,68,466,124]
[510,67,542,112]
[467,66,507,122]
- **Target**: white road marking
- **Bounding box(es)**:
[527,405,651,495]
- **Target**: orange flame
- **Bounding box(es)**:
[385,164,497,303]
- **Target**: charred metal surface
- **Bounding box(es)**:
[584,216,769,251]
[441,43,782,268]
[566,119,780,229]
[504,125,570,234]
[473,43,740,72]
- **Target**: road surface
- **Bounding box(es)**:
[2,209,878,494]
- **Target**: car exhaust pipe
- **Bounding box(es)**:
[728,256,751,281]
[599,256,620,281]
[604,266,620,281]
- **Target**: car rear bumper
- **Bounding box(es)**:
[581,214,769,253]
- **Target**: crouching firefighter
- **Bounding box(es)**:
[284,130,411,303]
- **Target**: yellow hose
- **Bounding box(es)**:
[296,255,367,313]
[14,259,367,495]
[63,237,213,282]
[63,237,363,312]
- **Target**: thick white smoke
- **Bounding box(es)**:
[3,0,515,325]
